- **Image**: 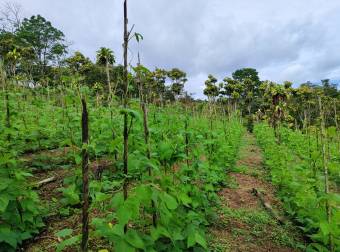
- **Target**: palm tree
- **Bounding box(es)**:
[96,47,115,100]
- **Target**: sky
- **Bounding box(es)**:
[4,0,340,98]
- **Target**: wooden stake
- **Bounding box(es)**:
[122,0,129,233]
[81,98,89,252]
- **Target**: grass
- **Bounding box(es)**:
[219,206,304,249]
[207,232,231,252]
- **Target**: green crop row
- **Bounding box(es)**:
[0,87,244,251]
[254,123,340,252]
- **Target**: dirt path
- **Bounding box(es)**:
[210,133,304,252]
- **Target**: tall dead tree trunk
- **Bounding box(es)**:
[81,98,89,252]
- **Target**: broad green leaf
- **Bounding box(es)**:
[150,225,171,241]
[0,227,18,248]
[0,179,10,191]
[187,232,195,248]
[179,192,192,207]
[134,185,152,202]
[319,221,330,236]
[0,194,9,212]
[125,229,144,249]
[56,228,73,238]
[74,154,81,165]
[111,192,124,209]
[112,223,125,237]
[115,239,135,252]
[195,232,207,249]
[95,192,110,202]
[134,32,144,42]
[119,109,141,121]
[56,235,80,252]
[163,193,178,210]
[116,204,132,225]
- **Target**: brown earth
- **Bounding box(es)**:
[21,149,112,252]
[210,133,304,252]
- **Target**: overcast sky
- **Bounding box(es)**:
[6,0,340,97]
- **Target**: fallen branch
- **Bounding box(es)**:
[252,188,285,225]
[35,176,56,188]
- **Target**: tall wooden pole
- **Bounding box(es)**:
[81,98,89,252]
[122,0,129,233]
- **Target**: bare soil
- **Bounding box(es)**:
[210,133,304,252]
[21,148,111,252]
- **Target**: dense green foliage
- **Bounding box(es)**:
[254,124,340,251]
[0,82,244,251]
[1,4,340,252]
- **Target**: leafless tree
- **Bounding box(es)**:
[0,2,22,32]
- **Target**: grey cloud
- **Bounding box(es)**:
[8,0,340,97]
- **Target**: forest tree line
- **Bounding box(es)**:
[0,4,189,102]
[1,3,339,130]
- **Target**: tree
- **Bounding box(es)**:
[0,31,16,59]
[65,51,92,74]
[110,65,125,98]
[259,81,292,137]
[221,77,244,111]
[5,47,20,78]
[151,68,167,104]
[132,63,151,102]
[167,68,187,100]
[321,79,338,98]
[283,81,293,89]
[0,32,20,74]
[16,15,67,79]
[96,47,115,99]
[231,68,261,114]
[203,74,219,101]
[0,2,22,32]
[292,84,317,129]
[232,68,260,84]
[0,31,35,82]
